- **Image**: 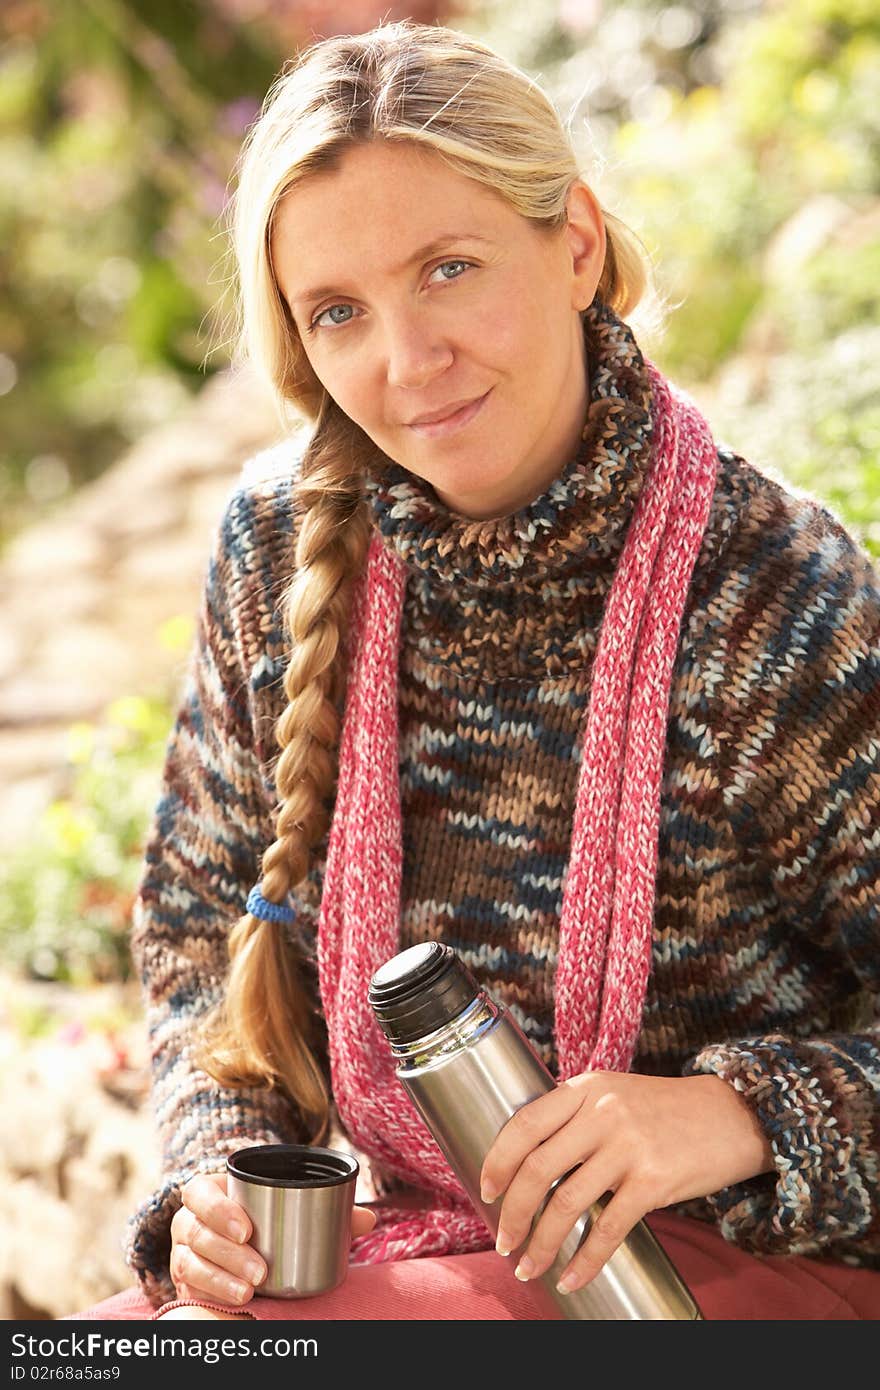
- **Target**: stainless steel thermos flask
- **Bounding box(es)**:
[368,940,702,1320]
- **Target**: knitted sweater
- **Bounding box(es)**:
[124,304,880,1308]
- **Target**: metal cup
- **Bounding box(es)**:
[227,1144,358,1299]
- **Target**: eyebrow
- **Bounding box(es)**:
[289,233,496,309]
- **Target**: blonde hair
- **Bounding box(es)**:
[196,18,660,1140]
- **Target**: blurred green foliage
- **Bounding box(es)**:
[0,693,172,982]
[2,0,878,983]
[0,0,284,550]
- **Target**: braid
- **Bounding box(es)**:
[195,412,373,1138]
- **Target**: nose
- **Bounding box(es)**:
[383,310,454,391]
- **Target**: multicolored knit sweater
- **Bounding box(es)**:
[124,301,880,1309]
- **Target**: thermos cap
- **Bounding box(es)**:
[369,941,482,1044]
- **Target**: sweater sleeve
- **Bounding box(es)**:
[122,479,311,1309]
[682,503,880,1265]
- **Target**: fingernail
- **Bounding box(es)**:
[514,1256,535,1282]
[481,1183,498,1203]
[495,1229,513,1257]
[244,1261,265,1284]
[226,1278,250,1302]
[228,1222,247,1243]
[556,1273,579,1294]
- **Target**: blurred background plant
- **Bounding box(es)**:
[0,688,179,984]
[1,0,877,990]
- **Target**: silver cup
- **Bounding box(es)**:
[227,1144,358,1299]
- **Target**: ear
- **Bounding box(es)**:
[564,180,607,312]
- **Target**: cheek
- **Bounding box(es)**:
[481,305,544,385]
[465,294,522,352]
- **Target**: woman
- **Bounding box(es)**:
[71,20,880,1321]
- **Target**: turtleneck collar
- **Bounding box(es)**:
[363,298,654,595]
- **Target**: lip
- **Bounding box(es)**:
[407,390,491,438]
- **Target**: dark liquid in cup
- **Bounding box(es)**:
[227,1144,358,1188]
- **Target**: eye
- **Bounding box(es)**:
[305,259,475,334]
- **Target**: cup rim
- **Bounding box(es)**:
[227,1143,359,1189]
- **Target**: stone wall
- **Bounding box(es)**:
[0,363,283,857]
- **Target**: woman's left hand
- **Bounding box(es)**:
[478,1071,774,1294]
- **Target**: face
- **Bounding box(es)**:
[270,140,606,520]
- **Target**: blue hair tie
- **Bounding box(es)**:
[246,883,297,926]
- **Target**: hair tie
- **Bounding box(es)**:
[246,883,297,925]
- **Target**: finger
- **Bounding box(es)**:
[185,1171,228,1199]
[481,1078,588,1202]
[509,1154,621,1280]
[492,1116,603,1257]
[177,1206,267,1289]
[182,1172,253,1246]
[170,1242,257,1309]
[554,1183,648,1294]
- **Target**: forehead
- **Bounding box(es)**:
[270,141,525,304]
[274,139,507,233]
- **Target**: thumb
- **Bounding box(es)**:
[352,1204,378,1237]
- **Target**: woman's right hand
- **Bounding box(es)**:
[168,1171,377,1311]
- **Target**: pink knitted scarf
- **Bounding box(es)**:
[316,359,719,1264]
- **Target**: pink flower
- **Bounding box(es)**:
[57,1020,86,1046]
